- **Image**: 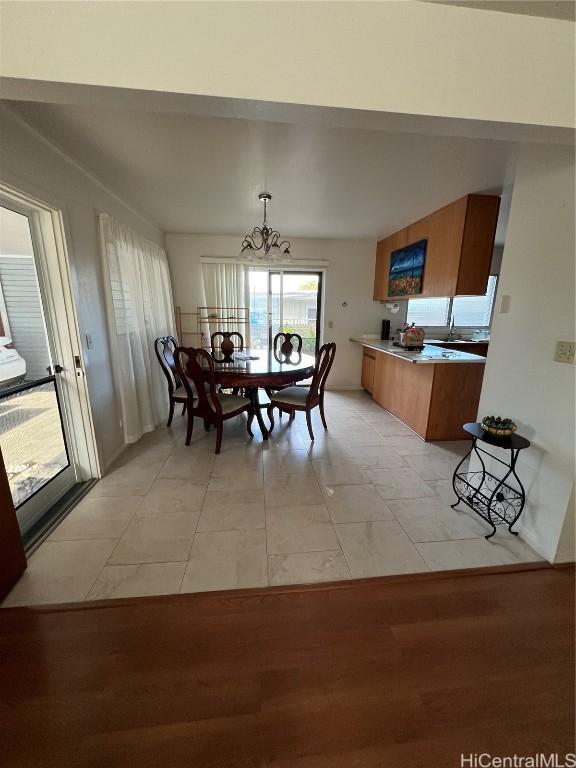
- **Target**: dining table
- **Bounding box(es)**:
[211,347,316,439]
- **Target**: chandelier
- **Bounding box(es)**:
[239,193,292,263]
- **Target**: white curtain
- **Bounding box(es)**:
[201,262,249,343]
[99,213,176,444]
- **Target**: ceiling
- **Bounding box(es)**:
[7,100,514,242]
[422,1,575,21]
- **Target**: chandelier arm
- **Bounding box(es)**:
[242,228,266,252]
[241,234,258,250]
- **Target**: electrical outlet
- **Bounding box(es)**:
[554,341,575,364]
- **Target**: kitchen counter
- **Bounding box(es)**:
[350,337,486,364]
[354,337,486,441]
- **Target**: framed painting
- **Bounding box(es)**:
[388,239,427,297]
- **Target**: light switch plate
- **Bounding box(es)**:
[554,341,575,364]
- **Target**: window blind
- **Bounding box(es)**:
[406,297,450,327]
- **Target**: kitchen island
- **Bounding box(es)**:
[351,338,486,441]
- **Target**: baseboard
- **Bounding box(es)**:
[325,385,363,391]
[517,525,552,562]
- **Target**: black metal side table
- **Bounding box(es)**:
[452,423,531,540]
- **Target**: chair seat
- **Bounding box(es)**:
[269,386,310,406]
[173,386,188,400]
[218,393,250,414]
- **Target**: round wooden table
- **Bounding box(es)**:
[211,348,316,439]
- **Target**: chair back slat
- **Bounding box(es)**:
[154,335,180,393]
[211,331,244,361]
[273,332,303,361]
[175,346,222,416]
[307,342,336,403]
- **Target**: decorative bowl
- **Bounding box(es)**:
[481,416,517,437]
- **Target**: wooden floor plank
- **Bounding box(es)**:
[1,565,574,768]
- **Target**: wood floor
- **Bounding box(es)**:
[1,564,574,768]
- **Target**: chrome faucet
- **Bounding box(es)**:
[447,315,456,341]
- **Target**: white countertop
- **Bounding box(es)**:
[350,337,486,364]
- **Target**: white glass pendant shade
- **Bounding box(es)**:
[267,244,282,261]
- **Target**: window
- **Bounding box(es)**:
[406,276,497,328]
[406,297,450,327]
[307,306,317,322]
[452,275,497,327]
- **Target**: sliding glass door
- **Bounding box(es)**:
[0,203,78,537]
[248,270,322,354]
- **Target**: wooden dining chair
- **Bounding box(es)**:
[175,346,252,453]
[273,332,303,361]
[267,342,336,440]
[211,331,244,362]
[266,332,304,404]
[154,335,189,426]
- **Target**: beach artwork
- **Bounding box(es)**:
[387,239,427,297]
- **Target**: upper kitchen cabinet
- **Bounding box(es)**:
[373,228,408,300]
[373,194,500,300]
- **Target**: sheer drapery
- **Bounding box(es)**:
[99,214,175,444]
[201,262,249,344]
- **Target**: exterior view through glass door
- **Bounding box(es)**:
[248,270,322,355]
[0,204,78,538]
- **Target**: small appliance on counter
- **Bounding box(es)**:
[380,319,391,341]
[394,323,425,350]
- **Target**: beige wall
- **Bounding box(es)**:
[1,1,573,130]
[476,142,575,563]
[0,105,163,470]
[554,484,575,563]
[166,234,396,389]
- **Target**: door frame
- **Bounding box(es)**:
[0,183,100,501]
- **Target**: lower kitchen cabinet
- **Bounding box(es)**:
[361,350,376,394]
[368,347,485,441]
[372,353,435,437]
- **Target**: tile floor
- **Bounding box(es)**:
[2,391,542,607]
